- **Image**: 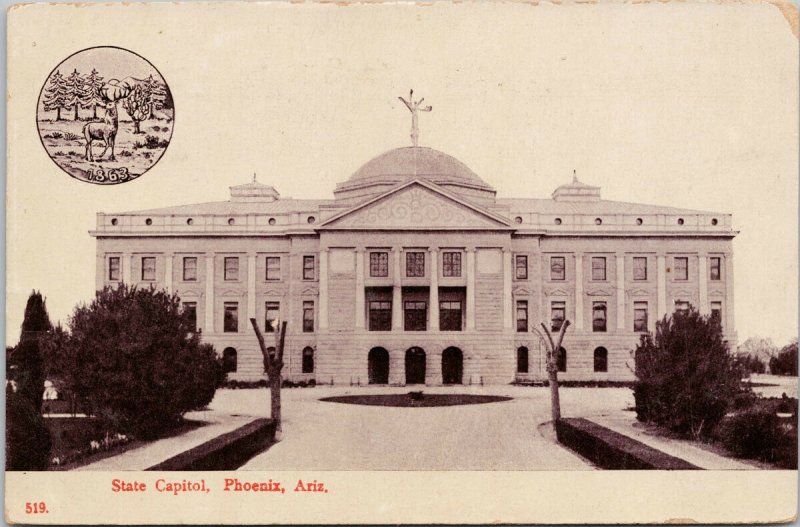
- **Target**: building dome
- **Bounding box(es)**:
[334,147,495,205]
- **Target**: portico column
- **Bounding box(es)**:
[698,254,709,315]
[429,249,439,331]
[247,253,256,320]
[355,250,365,329]
[574,253,584,330]
[616,253,625,330]
[502,249,512,329]
[392,248,403,330]
[657,255,667,319]
[724,253,735,333]
[466,249,476,330]
[164,253,174,293]
[319,250,329,329]
[122,252,132,284]
[204,253,215,333]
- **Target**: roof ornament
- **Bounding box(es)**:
[398,89,432,147]
[573,169,578,184]
[253,172,257,183]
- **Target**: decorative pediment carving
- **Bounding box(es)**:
[672,290,694,298]
[301,287,319,296]
[261,289,283,297]
[546,288,570,297]
[709,289,725,297]
[586,288,611,297]
[323,182,510,230]
[513,286,532,296]
[175,288,202,298]
[627,288,651,297]
[219,289,246,297]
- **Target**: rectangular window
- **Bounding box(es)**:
[224,257,239,281]
[183,302,197,332]
[710,257,721,281]
[265,301,280,332]
[404,301,427,331]
[303,301,314,333]
[674,257,688,280]
[368,301,392,331]
[369,252,389,277]
[551,301,566,332]
[108,257,120,281]
[633,301,648,332]
[591,257,607,281]
[183,257,197,281]
[592,302,607,332]
[711,301,722,320]
[442,252,462,277]
[516,300,528,333]
[550,256,565,281]
[675,300,690,314]
[303,255,315,280]
[439,301,462,331]
[265,257,281,281]
[633,257,648,281]
[406,252,425,277]
[515,255,528,280]
[141,257,156,281]
[223,302,238,333]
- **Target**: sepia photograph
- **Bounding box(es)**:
[5,1,798,524]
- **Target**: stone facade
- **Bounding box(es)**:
[92,147,737,385]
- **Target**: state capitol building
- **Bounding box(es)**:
[92,124,737,385]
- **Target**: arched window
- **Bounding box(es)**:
[222,347,237,373]
[594,347,608,372]
[557,347,567,372]
[517,347,529,373]
[302,347,314,374]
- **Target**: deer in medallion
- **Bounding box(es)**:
[83,101,119,162]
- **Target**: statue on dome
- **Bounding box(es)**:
[398,89,432,147]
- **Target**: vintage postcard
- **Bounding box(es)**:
[5,1,798,524]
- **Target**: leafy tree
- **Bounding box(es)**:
[6,391,51,470]
[633,305,740,438]
[82,69,106,119]
[143,74,167,119]
[42,70,67,121]
[769,340,798,376]
[735,352,766,375]
[121,84,150,134]
[12,291,52,411]
[64,69,88,120]
[67,284,222,438]
[41,323,81,416]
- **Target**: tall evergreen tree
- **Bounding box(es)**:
[64,68,88,120]
[143,74,167,119]
[14,291,52,411]
[82,69,106,120]
[41,70,67,121]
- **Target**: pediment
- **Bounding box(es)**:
[513,286,532,296]
[175,288,202,298]
[546,288,570,297]
[628,288,651,297]
[261,289,283,297]
[321,180,511,230]
[219,289,245,297]
[586,288,611,297]
[709,289,725,297]
[673,290,694,298]
[301,287,319,296]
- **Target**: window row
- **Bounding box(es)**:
[180,300,316,334]
[221,346,315,374]
[516,346,608,373]
[367,300,464,331]
[545,256,724,282]
[369,251,529,279]
[108,255,317,282]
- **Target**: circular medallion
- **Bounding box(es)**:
[36,46,173,185]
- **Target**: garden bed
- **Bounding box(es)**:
[320,393,512,408]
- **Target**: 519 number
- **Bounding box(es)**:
[25,502,48,514]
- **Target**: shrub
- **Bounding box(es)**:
[769,341,798,376]
[6,391,51,470]
[716,409,797,468]
[66,285,221,439]
[45,131,63,139]
[63,132,79,141]
[134,135,169,150]
[633,306,740,437]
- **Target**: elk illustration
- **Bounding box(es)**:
[83,102,119,162]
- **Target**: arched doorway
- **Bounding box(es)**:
[368,347,390,384]
[557,347,567,372]
[593,347,608,372]
[405,347,426,385]
[222,347,237,373]
[441,347,463,385]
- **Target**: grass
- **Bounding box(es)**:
[319,393,513,408]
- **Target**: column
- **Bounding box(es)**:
[204,253,215,333]
[725,253,735,333]
[574,253,584,330]
[657,255,667,319]
[319,250,329,329]
[247,253,256,320]
[355,250,365,329]
[502,249,512,329]
[698,254,709,315]
[96,254,105,291]
[429,249,439,331]
[164,253,174,294]
[616,254,625,330]
[122,252,132,284]
[466,249,476,330]
[392,248,403,330]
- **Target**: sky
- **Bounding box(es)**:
[6,1,799,346]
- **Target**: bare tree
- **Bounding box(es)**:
[532,320,571,422]
[250,318,286,439]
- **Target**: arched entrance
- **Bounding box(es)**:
[368,347,390,385]
[405,347,426,385]
[441,347,463,385]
